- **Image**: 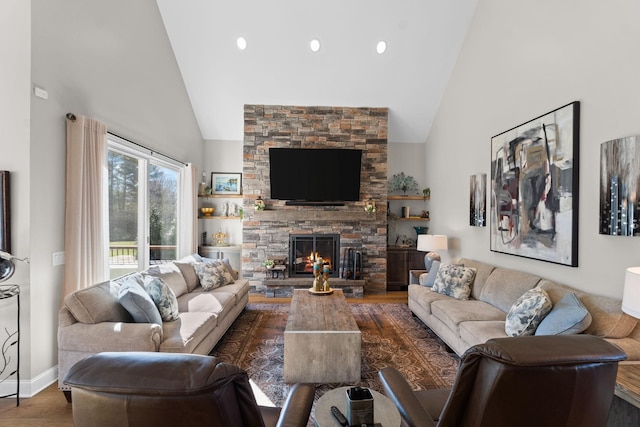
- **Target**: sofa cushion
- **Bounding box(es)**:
[432,264,476,300]
[459,320,508,348]
[174,262,201,293]
[420,260,440,287]
[459,258,496,300]
[505,288,552,336]
[145,263,189,298]
[144,276,179,321]
[538,280,638,339]
[64,280,132,324]
[160,312,218,353]
[535,292,592,335]
[118,280,163,324]
[177,291,224,314]
[408,284,453,316]
[431,299,506,329]
[479,268,541,313]
[193,260,235,290]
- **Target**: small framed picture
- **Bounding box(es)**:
[211,172,242,195]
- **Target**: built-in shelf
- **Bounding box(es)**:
[253,209,375,221]
[392,217,430,221]
[198,216,242,220]
[387,195,430,201]
[198,194,243,199]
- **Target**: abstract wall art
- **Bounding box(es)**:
[470,173,486,226]
[599,136,640,236]
[490,102,580,266]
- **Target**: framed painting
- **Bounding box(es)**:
[600,136,640,236]
[490,101,580,266]
[470,173,486,227]
[0,170,10,253]
[211,172,242,195]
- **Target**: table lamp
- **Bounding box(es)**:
[417,234,448,271]
[622,267,640,319]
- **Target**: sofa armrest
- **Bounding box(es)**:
[58,321,163,352]
[379,366,436,427]
[275,383,316,427]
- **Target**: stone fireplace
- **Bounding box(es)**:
[242,105,389,295]
[289,234,340,277]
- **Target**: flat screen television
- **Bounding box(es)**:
[269,148,362,205]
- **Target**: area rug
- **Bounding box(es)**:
[210,303,460,409]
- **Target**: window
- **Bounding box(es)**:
[107,135,183,276]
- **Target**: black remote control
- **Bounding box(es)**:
[331,405,348,426]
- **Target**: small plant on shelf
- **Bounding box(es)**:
[263,260,275,269]
[388,172,418,195]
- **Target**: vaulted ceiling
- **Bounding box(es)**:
[156,0,478,143]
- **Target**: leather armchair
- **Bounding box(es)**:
[64,351,315,427]
[379,335,626,427]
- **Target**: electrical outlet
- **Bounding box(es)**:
[52,251,65,266]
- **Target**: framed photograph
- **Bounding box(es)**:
[490,101,580,266]
[599,136,640,236]
[0,170,10,253]
[211,172,242,195]
[470,173,486,227]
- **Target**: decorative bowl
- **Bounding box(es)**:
[200,207,215,216]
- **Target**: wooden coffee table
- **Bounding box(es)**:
[284,289,361,384]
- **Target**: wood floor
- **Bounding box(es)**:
[0,291,408,426]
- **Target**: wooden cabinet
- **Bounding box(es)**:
[386,246,425,291]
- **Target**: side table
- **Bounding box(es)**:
[314,386,401,427]
[0,284,20,406]
[608,362,640,426]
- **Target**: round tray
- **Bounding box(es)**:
[308,288,334,295]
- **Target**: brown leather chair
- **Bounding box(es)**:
[379,335,626,427]
[64,351,315,427]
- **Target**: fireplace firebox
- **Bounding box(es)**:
[289,234,340,277]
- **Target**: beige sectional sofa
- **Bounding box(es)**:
[57,254,249,395]
[409,258,640,360]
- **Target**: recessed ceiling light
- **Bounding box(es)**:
[376,41,387,54]
[237,36,247,50]
[310,39,321,52]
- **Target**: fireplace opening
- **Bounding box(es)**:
[289,234,340,277]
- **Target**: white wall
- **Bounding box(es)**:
[426,0,640,298]
[0,0,31,396]
[13,0,204,394]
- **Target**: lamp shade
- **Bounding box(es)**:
[417,235,448,253]
[623,267,640,319]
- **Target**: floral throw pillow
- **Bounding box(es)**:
[432,264,477,300]
[193,260,235,291]
[505,288,552,336]
[143,275,179,321]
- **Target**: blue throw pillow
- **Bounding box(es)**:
[118,280,163,324]
[535,292,592,335]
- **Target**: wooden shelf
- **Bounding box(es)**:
[391,217,430,221]
[198,216,242,220]
[198,194,243,199]
[387,195,429,201]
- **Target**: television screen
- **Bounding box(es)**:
[269,148,362,203]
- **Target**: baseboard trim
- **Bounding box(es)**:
[0,365,58,399]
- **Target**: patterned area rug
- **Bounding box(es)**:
[211,303,459,410]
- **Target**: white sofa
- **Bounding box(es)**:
[57,254,249,397]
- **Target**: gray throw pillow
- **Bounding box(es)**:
[535,292,592,335]
[420,260,441,287]
[505,288,552,336]
[118,280,163,324]
[143,275,179,321]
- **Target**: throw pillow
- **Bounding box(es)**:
[420,260,441,287]
[143,275,179,321]
[432,264,476,300]
[118,280,163,324]
[535,292,592,335]
[193,260,235,291]
[505,288,552,336]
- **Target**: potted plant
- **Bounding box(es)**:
[263,260,275,269]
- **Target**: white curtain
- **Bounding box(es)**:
[62,114,108,299]
[178,163,197,257]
